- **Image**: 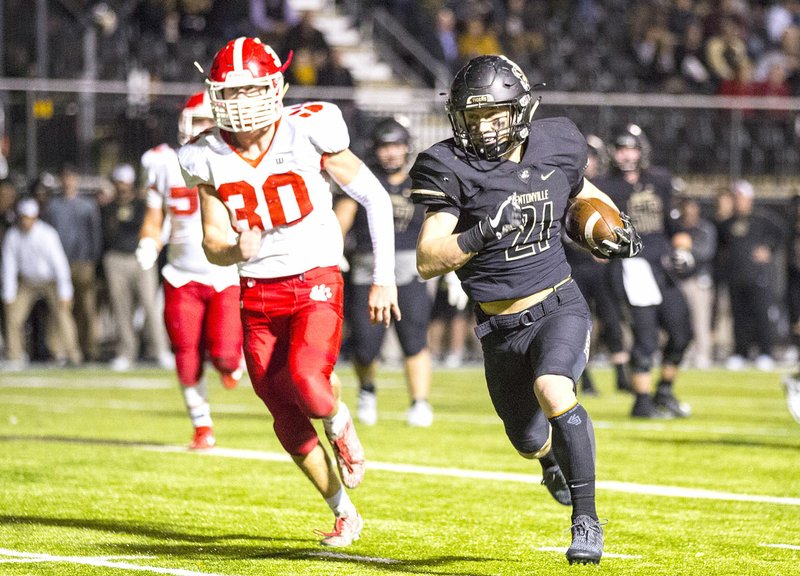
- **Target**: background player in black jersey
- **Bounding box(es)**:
[336,117,434,427]
[410,54,641,565]
[594,125,693,419]
[563,134,631,396]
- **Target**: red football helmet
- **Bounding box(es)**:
[206,37,291,132]
[178,91,214,145]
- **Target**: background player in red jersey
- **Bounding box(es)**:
[137,91,244,451]
[179,37,399,548]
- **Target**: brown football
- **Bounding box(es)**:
[564,197,623,258]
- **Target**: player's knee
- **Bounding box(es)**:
[516,434,552,460]
[208,353,240,375]
[510,429,552,457]
[630,354,653,374]
[293,375,337,419]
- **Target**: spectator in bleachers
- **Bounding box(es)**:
[457,14,502,64]
[705,16,753,89]
[673,18,714,93]
[501,0,545,75]
[43,164,103,363]
[249,0,299,44]
[281,9,331,87]
[718,179,785,371]
[426,7,461,76]
[2,197,81,369]
[101,164,172,371]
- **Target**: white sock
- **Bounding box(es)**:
[183,381,212,428]
[324,487,357,518]
[323,402,351,438]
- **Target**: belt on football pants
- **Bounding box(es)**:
[473,278,578,339]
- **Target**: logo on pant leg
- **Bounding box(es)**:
[310,284,333,302]
[567,413,582,426]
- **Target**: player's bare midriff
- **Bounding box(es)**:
[478,276,572,316]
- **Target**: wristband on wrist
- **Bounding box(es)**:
[457,224,488,254]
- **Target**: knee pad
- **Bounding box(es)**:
[630,354,653,374]
[514,427,553,459]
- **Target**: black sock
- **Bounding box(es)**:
[360,382,376,394]
[538,449,558,473]
[656,378,673,396]
[615,363,630,389]
[549,404,597,521]
[581,369,595,390]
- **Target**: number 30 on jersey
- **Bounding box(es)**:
[217,172,313,230]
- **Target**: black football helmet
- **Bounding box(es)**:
[446,55,539,161]
[610,123,651,172]
[370,117,412,174]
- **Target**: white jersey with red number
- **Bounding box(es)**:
[141,143,239,290]
[178,101,348,279]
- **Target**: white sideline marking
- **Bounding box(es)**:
[0,379,171,390]
[759,543,800,550]
[0,549,229,575]
[536,546,642,559]
[5,394,799,438]
[308,551,400,564]
[141,445,800,507]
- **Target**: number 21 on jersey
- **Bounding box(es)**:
[217,172,313,230]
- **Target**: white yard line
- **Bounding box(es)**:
[0,379,172,390]
[4,394,799,438]
[759,543,800,550]
[141,445,800,507]
[0,549,231,575]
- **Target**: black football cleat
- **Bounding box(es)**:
[541,465,572,506]
[566,515,604,565]
[631,395,673,419]
[654,391,692,418]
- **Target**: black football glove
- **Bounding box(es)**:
[600,212,642,258]
[457,197,523,253]
[669,247,696,277]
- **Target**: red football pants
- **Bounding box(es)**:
[163,281,243,385]
[240,266,344,456]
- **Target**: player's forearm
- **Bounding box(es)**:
[416,234,472,280]
[202,236,243,267]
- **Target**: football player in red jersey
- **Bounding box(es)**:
[410,55,640,565]
[137,92,244,451]
[178,37,400,547]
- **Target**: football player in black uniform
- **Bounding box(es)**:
[594,125,693,419]
[564,134,632,396]
[410,55,641,565]
[336,118,434,427]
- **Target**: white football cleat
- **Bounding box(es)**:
[782,373,800,424]
[406,400,434,427]
[356,389,377,426]
[316,513,363,547]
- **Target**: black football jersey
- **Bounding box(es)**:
[410,117,588,302]
[593,167,676,266]
[351,166,425,254]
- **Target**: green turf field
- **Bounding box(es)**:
[1,365,799,575]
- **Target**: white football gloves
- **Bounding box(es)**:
[135,237,160,271]
[444,271,469,311]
